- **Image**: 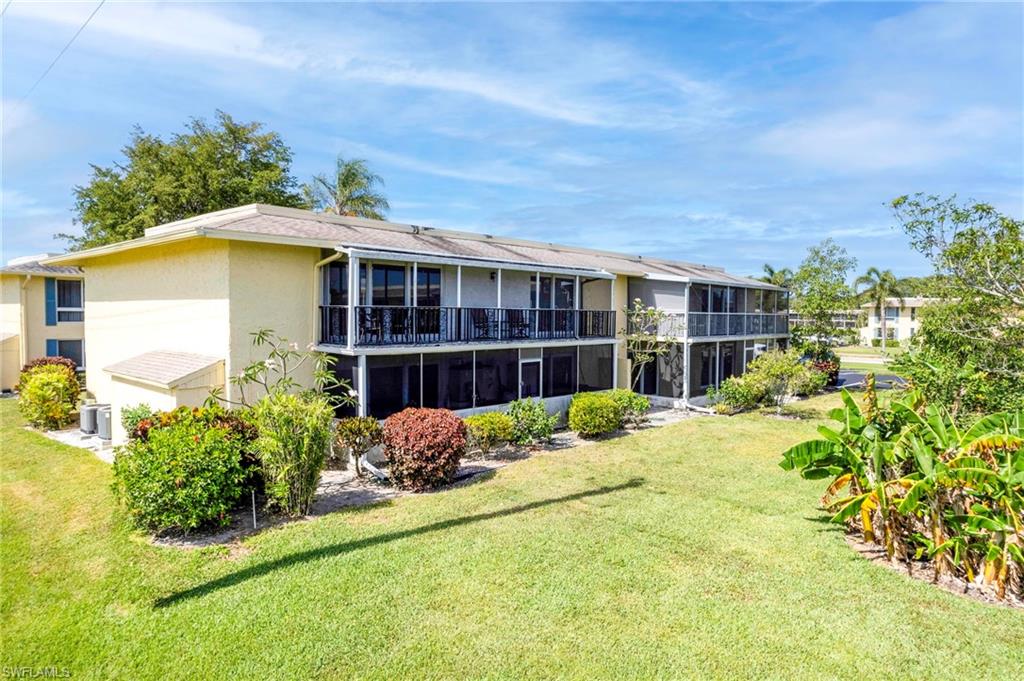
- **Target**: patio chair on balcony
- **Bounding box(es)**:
[471,308,495,340]
[506,309,531,339]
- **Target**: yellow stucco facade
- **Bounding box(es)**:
[0,271,86,392]
[80,237,321,435]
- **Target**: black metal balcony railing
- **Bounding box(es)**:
[319,306,616,347]
[685,312,789,338]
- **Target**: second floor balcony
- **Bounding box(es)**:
[636,311,789,339]
[320,305,616,347]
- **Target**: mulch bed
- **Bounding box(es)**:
[846,534,1024,609]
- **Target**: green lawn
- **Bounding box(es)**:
[2,397,1021,679]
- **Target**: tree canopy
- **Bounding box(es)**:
[301,156,390,220]
[790,239,858,345]
[61,111,305,249]
[890,194,1023,415]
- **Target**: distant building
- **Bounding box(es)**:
[1,255,85,391]
[858,297,939,345]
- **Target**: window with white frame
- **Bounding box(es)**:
[56,280,84,322]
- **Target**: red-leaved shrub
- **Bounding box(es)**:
[382,408,467,491]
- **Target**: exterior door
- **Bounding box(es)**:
[520,359,541,398]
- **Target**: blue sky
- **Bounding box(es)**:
[2,2,1021,278]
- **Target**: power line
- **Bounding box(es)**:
[0,1,13,19]
[18,0,106,102]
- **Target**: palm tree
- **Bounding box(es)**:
[855,267,906,352]
[302,156,390,219]
[759,264,793,288]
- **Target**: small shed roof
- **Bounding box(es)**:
[104,351,223,389]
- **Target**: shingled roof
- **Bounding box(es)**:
[104,351,223,389]
[45,204,781,289]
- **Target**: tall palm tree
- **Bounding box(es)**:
[760,264,793,288]
[855,267,906,352]
[302,156,390,219]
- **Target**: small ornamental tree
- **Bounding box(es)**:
[383,408,467,491]
[623,298,675,391]
[335,416,383,476]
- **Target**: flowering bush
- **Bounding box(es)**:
[383,408,466,491]
[464,411,514,454]
[112,407,251,531]
[17,364,81,429]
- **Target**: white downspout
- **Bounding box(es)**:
[19,275,32,369]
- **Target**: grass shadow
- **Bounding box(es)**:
[154,477,646,609]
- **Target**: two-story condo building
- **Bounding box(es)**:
[43,204,787,441]
[858,297,937,345]
[1,256,85,392]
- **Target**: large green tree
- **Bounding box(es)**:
[61,111,304,249]
[790,239,857,349]
[890,194,1024,415]
[301,156,389,220]
[854,267,906,352]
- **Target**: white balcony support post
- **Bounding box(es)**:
[574,275,580,310]
[682,282,690,341]
[456,265,462,307]
[496,268,502,308]
[535,271,540,307]
[682,340,690,403]
[357,355,368,417]
[347,255,358,350]
[715,340,721,389]
[411,262,417,306]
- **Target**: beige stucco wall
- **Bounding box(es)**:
[83,239,232,406]
[227,240,321,398]
[1,334,19,392]
[108,364,224,443]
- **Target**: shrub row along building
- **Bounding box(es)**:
[36,204,789,441]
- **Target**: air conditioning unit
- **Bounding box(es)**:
[97,406,113,441]
[80,404,100,434]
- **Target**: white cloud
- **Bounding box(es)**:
[11,1,302,68]
[330,137,584,193]
[755,106,1011,172]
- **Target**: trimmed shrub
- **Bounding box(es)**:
[383,408,466,491]
[336,416,383,475]
[606,389,651,428]
[112,407,250,531]
[708,376,766,411]
[568,392,621,437]
[16,356,79,391]
[120,403,154,436]
[871,338,901,348]
[251,392,335,516]
[792,366,829,397]
[17,364,80,429]
[507,398,558,445]
[464,411,514,454]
